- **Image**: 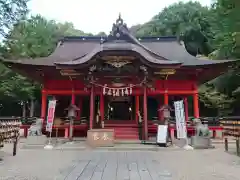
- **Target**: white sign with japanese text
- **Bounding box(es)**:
[174,100,187,139]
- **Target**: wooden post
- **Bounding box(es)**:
[224,138,228,152]
[193,93,200,118]
[41,90,47,120]
[193,84,200,118]
[13,131,18,156]
[71,91,75,105]
[164,93,168,105]
[135,95,139,124]
[64,128,69,139]
[183,97,189,122]
[158,96,162,120]
[236,138,240,156]
[143,87,148,140]
[100,93,105,122]
[77,97,82,120]
[89,86,94,129]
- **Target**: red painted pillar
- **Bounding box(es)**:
[89,86,94,129]
[158,96,162,120]
[143,87,148,140]
[71,91,75,105]
[135,95,139,124]
[77,97,82,120]
[183,97,189,122]
[193,93,200,118]
[41,89,47,120]
[164,93,168,105]
[100,93,104,121]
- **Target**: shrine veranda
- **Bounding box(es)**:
[1,16,235,140]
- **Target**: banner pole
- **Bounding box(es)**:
[44,100,56,150]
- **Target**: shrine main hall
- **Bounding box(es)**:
[1,16,234,140]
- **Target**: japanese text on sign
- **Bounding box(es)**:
[92,132,112,141]
[46,100,56,132]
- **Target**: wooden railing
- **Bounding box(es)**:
[219,117,240,156]
[0,117,21,156]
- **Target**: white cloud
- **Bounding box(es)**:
[28,0,211,34]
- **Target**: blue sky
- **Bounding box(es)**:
[28,0,211,34]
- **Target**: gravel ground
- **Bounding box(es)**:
[0,144,239,180]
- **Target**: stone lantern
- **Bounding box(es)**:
[158,105,174,125]
[65,104,80,141]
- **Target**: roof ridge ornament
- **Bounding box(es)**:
[109,14,129,38]
[116,13,123,26]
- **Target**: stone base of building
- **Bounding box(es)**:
[87,129,114,147]
[190,136,213,149]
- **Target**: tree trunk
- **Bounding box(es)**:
[22,102,26,118]
[30,99,35,117]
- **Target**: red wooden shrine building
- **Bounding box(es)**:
[1,16,235,140]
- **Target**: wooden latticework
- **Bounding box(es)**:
[0,117,21,156]
[220,119,240,138]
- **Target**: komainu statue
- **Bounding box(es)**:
[192,118,210,137]
[28,118,43,136]
[191,118,212,149]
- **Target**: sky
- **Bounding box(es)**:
[28,0,211,34]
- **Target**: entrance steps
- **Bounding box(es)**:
[104,126,139,140]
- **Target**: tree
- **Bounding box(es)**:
[3,15,91,59]
[131,1,237,114]
[57,22,93,36]
[209,0,240,96]
[0,0,28,37]
[96,32,107,36]
[135,2,213,56]
[199,84,234,116]
[0,15,90,116]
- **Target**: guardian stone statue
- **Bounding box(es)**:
[191,118,212,149]
[192,118,210,137]
[28,118,43,136]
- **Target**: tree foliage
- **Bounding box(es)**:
[0,0,28,37]
[3,15,90,59]
[199,84,234,116]
[134,0,239,115]
[135,2,213,56]
[0,15,91,104]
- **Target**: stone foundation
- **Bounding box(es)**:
[191,136,213,149]
[87,129,114,147]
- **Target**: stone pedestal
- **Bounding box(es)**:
[26,135,47,146]
[87,129,114,147]
[191,136,213,149]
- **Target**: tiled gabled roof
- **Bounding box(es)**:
[1,15,235,68]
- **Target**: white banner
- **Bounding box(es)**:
[174,100,187,139]
[46,100,57,132]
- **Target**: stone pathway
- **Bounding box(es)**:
[0,144,240,180]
